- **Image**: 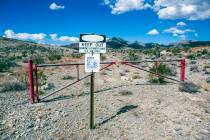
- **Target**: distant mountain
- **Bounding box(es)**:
[107,37,128,49]
[1,36,209,51]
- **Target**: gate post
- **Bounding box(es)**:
[90,72,95,129]
[34,64,39,103]
[76,65,80,80]
[28,59,34,104]
[180,59,186,81]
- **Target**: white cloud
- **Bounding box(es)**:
[4,29,46,42]
[49,2,65,10]
[103,0,111,5]
[194,33,198,37]
[104,0,151,14]
[50,34,58,41]
[59,36,79,42]
[153,0,210,20]
[147,29,159,35]
[179,35,186,40]
[50,33,79,43]
[164,27,194,36]
[104,0,210,20]
[177,22,186,26]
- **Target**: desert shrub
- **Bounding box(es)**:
[171,47,180,55]
[22,51,27,57]
[190,60,197,64]
[37,70,47,86]
[48,53,62,61]
[206,77,210,83]
[179,82,200,93]
[38,90,46,95]
[132,75,141,79]
[0,82,26,92]
[127,51,140,61]
[190,65,199,72]
[32,55,45,64]
[46,83,55,90]
[183,47,190,53]
[153,45,161,58]
[18,71,29,87]
[120,72,126,76]
[119,90,133,96]
[149,63,173,83]
[62,75,75,80]
[100,54,107,61]
[187,53,196,60]
[0,57,16,72]
[202,49,208,55]
[205,71,210,75]
[71,53,82,58]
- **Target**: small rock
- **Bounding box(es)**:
[26,122,34,129]
[197,118,202,122]
[200,129,209,135]
[174,126,182,131]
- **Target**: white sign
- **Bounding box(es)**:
[79,34,106,53]
[85,53,100,72]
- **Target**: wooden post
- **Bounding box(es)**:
[34,64,39,102]
[90,72,95,129]
[76,65,80,80]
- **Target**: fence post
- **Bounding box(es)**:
[76,65,80,80]
[90,72,95,129]
[34,64,39,103]
[28,59,34,104]
[180,59,186,81]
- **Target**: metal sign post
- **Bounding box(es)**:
[79,33,106,129]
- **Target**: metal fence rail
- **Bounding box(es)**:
[37,61,115,67]
[37,61,116,101]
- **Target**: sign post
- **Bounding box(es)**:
[90,72,94,129]
[79,34,106,129]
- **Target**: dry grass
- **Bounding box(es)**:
[200,83,210,91]
[118,90,133,96]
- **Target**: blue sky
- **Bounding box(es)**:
[1,0,210,44]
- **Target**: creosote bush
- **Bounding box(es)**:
[62,75,75,80]
[149,63,173,83]
[206,77,210,84]
[127,51,140,61]
[48,53,62,61]
[119,90,133,96]
[31,55,45,64]
[179,82,200,93]
[0,82,26,92]
[71,53,82,58]
[100,54,107,61]
[0,57,16,72]
[190,65,199,72]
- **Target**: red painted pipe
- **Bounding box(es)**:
[180,59,186,81]
[34,65,39,102]
[28,59,34,104]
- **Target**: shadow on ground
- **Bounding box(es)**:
[96,105,138,127]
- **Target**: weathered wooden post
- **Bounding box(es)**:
[34,64,39,102]
[76,65,80,80]
[28,59,34,104]
[90,72,95,129]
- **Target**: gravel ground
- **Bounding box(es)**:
[1,58,210,140]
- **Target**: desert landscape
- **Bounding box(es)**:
[1,0,210,139]
[0,37,210,140]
